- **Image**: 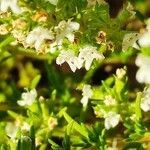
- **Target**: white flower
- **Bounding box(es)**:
[133,20,150,49]
[55,19,80,45]
[47,0,58,5]
[0,0,21,14]
[26,27,54,51]
[122,33,140,51]
[5,122,18,139]
[50,41,62,53]
[56,50,80,72]
[116,68,126,79]
[17,88,37,106]
[5,121,30,139]
[81,84,93,107]
[78,46,104,70]
[104,95,116,106]
[135,32,150,49]
[140,87,150,112]
[104,112,120,130]
[21,122,30,132]
[135,54,150,84]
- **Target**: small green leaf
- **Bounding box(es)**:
[29,74,41,89]
[20,136,32,150]
[135,92,142,121]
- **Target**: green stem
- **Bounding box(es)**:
[0,36,15,50]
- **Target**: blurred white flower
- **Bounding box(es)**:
[133,19,150,49]
[104,111,120,130]
[26,27,54,51]
[135,32,150,49]
[56,50,79,72]
[5,122,18,139]
[17,88,37,106]
[50,41,62,53]
[21,122,30,131]
[78,46,104,70]
[47,0,58,5]
[135,54,150,84]
[0,0,21,14]
[55,19,80,45]
[141,87,150,112]
[116,68,126,79]
[81,84,93,107]
[104,95,116,106]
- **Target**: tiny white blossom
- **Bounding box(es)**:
[81,84,93,107]
[21,122,30,132]
[140,87,150,112]
[78,46,104,70]
[56,50,79,72]
[104,95,116,106]
[104,111,120,130]
[50,41,62,53]
[0,0,21,14]
[17,88,37,106]
[116,68,126,79]
[55,19,80,45]
[135,54,150,84]
[136,32,150,49]
[26,27,54,51]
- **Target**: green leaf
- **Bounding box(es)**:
[29,74,41,89]
[135,92,142,121]
[48,139,60,149]
[62,132,70,150]
[63,111,89,139]
[29,126,35,150]
[20,136,32,150]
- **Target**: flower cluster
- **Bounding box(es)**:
[56,46,104,72]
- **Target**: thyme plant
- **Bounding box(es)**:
[0,0,150,149]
